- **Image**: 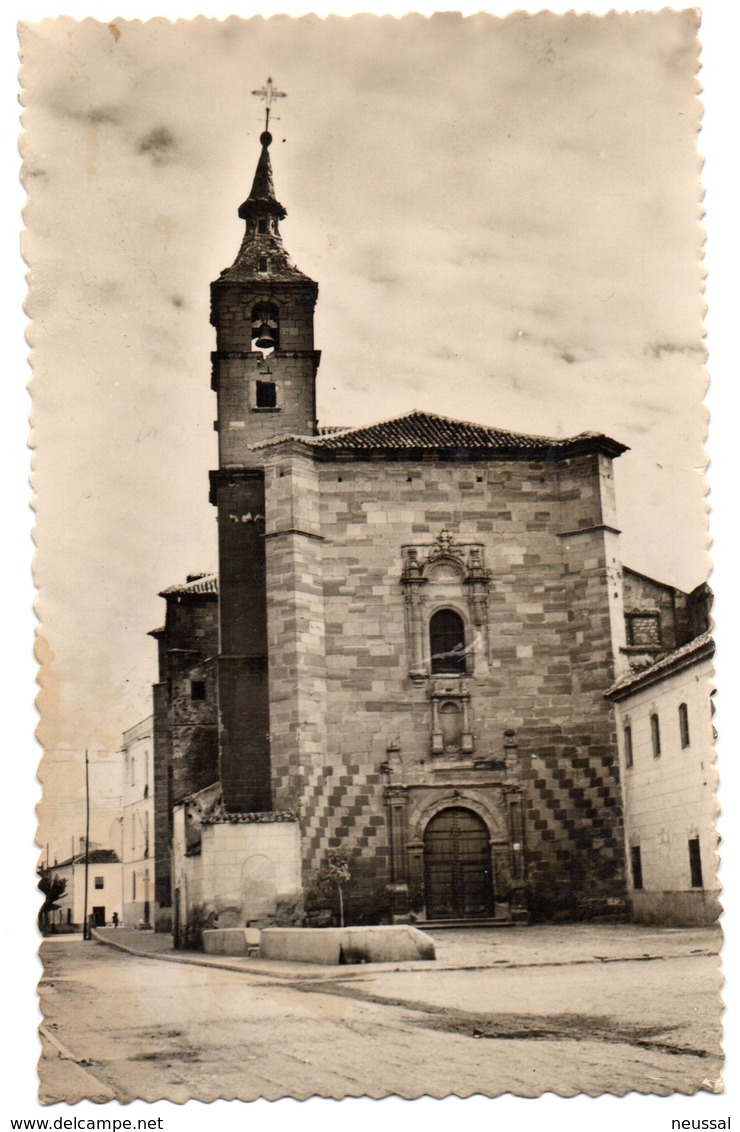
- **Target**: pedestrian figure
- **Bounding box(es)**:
[112,912,119,928]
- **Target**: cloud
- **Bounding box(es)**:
[80,105,120,126]
[137,126,178,164]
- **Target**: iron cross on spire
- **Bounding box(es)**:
[251,77,287,134]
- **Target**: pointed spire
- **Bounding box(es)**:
[248,138,277,202]
[217,80,314,286]
[238,131,287,222]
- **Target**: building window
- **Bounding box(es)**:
[94,876,104,890]
[430,609,467,675]
[130,756,136,786]
[650,713,661,758]
[630,846,643,890]
[258,256,268,273]
[679,702,690,748]
[256,380,277,409]
[688,837,703,888]
[132,873,137,901]
[626,613,661,647]
[624,724,633,768]
[190,679,206,701]
[257,217,268,234]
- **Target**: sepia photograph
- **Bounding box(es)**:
[14,2,735,1114]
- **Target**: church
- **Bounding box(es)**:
[150,89,709,940]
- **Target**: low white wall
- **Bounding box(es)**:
[173,809,303,936]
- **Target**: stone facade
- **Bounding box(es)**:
[607,633,718,925]
[237,438,630,921]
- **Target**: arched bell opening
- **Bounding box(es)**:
[251,301,280,354]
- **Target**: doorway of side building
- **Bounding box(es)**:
[423,806,494,920]
[92,906,106,927]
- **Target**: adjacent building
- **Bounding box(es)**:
[149,575,219,930]
[607,627,718,925]
[50,848,122,931]
[121,715,155,927]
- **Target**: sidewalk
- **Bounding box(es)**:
[91,920,722,981]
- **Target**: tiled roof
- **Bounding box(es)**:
[203,810,297,825]
[159,574,218,597]
[252,410,627,457]
[55,849,121,868]
[217,238,314,285]
[606,631,714,700]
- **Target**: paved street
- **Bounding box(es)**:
[38,924,723,1103]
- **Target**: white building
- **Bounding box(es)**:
[50,848,123,931]
[121,716,155,927]
[607,631,718,925]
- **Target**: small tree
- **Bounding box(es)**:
[324,850,351,927]
[37,870,67,930]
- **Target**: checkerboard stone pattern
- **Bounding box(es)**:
[522,742,626,917]
[298,764,387,865]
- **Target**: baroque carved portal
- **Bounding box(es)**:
[401,530,491,683]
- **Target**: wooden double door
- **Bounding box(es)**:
[423,807,494,920]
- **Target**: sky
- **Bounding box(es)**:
[23,13,707,835]
[7,0,740,1127]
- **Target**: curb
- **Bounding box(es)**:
[39,1025,116,1102]
[90,929,342,980]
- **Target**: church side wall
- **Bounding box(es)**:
[263,449,328,820]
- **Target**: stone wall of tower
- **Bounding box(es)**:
[211,281,319,461]
[259,447,629,922]
[213,470,271,813]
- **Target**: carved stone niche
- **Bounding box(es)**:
[430,679,474,757]
[401,530,491,683]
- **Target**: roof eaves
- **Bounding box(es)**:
[605,632,715,700]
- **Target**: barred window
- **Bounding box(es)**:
[650,713,661,758]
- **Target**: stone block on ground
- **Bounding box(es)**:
[202,927,261,955]
[259,925,435,965]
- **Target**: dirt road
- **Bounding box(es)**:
[38,926,722,1102]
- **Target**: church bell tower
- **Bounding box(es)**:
[209,80,319,813]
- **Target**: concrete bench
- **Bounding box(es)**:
[260,925,435,965]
